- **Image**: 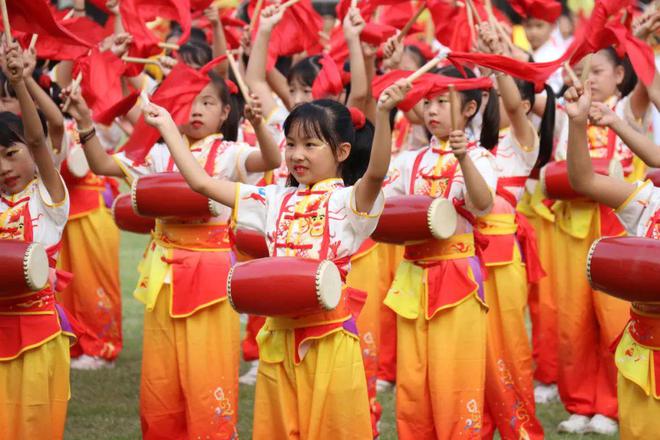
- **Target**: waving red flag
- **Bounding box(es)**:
[427,0,476,53]
[312,55,346,99]
[121,56,227,163]
[131,0,192,46]
[336,0,377,22]
[94,91,140,126]
[74,49,127,120]
[508,0,562,23]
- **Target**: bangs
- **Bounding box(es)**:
[283,103,336,146]
[286,56,321,88]
[0,112,24,148]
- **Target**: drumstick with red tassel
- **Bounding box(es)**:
[397,2,427,42]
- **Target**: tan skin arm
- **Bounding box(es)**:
[344,8,368,111]
[450,130,494,211]
[205,5,230,78]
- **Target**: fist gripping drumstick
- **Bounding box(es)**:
[406,47,450,83]
[448,85,459,131]
[226,51,251,101]
[63,72,83,112]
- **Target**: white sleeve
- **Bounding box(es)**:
[616,180,659,236]
[36,174,70,227]
[342,184,385,240]
[464,148,498,216]
[234,183,285,234]
[112,145,163,181]
[383,151,415,198]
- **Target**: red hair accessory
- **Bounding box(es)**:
[38,74,52,90]
[349,107,366,129]
[225,79,239,95]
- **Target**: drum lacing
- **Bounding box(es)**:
[585,238,602,286]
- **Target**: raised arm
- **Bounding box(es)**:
[60,87,124,177]
[205,4,229,78]
[243,94,282,172]
[142,103,237,208]
[344,8,368,110]
[564,81,635,209]
[354,80,410,212]
[450,130,493,212]
[4,41,65,203]
[245,5,284,119]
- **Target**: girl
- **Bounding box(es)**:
[551,48,651,435]
[564,79,660,440]
[63,72,281,438]
[477,23,554,440]
[0,41,72,440]
[141,80,410,438]
[383,65,499,439]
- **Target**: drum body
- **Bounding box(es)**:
[371,195,457,244]
[112,194,155,234]
[0,240,49,296]
[67,146,90,178]
[227,257,342,317]
[541,159,622,200]
[587,236,660,302]
[131,172,221,219]
[646,169,660,186]
[232,228,269,259]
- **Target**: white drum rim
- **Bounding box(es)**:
[226,265,238,312]
[427,197,458,240]
[67,146,90,178]
[539,164,549,198]
[316,260,342,311]
[208,198,221,217]
[24,242,49,291]
[585,237,602,288]
[110,194,121,223]
[130,177,141,216]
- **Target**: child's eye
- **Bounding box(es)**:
[285,142,295,148]
[305,142,316,148]
[6,150,17,157]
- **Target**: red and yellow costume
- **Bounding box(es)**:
[0,176,74,440]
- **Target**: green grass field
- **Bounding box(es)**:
[63,231,615,439]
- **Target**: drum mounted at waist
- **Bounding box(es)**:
[371,195,458,245]
[0,240,49,296]
[541,159,623,200]
[112,193,155,234]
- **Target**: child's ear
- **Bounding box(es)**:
[221,104,231,123]
[522,99,532,114]
[463,100,478,120]
[336,142,351,164]
[614,64,625,87]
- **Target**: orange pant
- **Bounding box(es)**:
[554,221,629,418]
[482,247,543,440]
[140,289,240,440]
[0,334,70,440]
[241,315,265,362]
[396,296,487,439]
[252,329,372,439]
[525,214,558,385]
[376,245,403,383]
[58,207,122,361]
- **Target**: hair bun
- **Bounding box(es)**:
[225,79,239,95]
[349,107,366,129]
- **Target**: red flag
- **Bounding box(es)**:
[508,0,562,23]
[378,1,421,31]
[74,49,127,119]
[427,0,474,52]
[191,0,214,11]
[336,0,377,22]
[361,22,398,47]
[131,0,192,46]
[120,0,161,59]
[94,91,140,126]
[1,0,92,48]
[372,70,493,111]
[121,56,227,163]
[312,55,346,99]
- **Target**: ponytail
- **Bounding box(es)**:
[515,79,555,168]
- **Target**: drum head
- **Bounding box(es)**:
[585,237,601,286]
[428,198,458,240]
[130,178,140,215]
[67,147,90,178]
[24,242,49,291]
[539,165,548,198]
[316,260,342,311]
[608,159,624,180]
[209,198,222,217]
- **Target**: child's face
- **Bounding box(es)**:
[523,18,553,51]
[400,49,423,71]
[0,95,19,114]
[0,142,36,195]
[181,83,230,142]
[587,52,624,103]
[289,78,314,107]
[423,93,473,140]
[284,123,350,186]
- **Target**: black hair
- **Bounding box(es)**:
[436,65,500,150]
[179,40,213,68]
[167,24,209,45]
[0,112,25,148]
[515,79,555,168]
[403,45,427,69]
[286,55,322,88]
[282,99,374,186]
[208,71,240,141]
[600,47,638,97]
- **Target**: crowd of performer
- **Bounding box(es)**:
[1,0,660,439]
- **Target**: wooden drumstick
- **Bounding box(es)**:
[449,85,458,131]
[350,0,358,8]
[397,1,427,42]
[281,0,302,10]
[406,48,449,82]
[1,0,11,42]
[63,72,82,112]
[158,42,180,51]
[563,61,580,85]
[249,0,264,32]
[63,8,75,20]
[227,51,251,100]
[580,54,592,83]
[465,0,483,26]
[122,56,161,66]
[29,34,38,51]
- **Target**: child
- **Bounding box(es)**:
[383,65,499,439]
[0,40,72,440]
[63,72,281,438]
[523,16,568,94]
[141,80,410,438]
[564,79,660,440]
[551,48,651,435]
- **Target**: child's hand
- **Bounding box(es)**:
[449,130,469,160]
[60,86,92,124]
[204,4,220,26]
[382,34,403,70]
[142,102,174,129]
[377,80,410,113]
[343,7,366,40]
[159,55,177,76]
[244,93,264,126]
[361,41,378,59]
[478,23,504,56]
[589,101,620,127]
[110,33,133,58]
[2,40,25,85]
[22,47,37,79]
[106,0,120,16]
[563,80,591,123]
[260,5,284,33]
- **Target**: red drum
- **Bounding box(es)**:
[131,172,222,219]
[112,193,155,234]
[66,145,90,178]
[371,195,457,244]
[587,236,660,302]
[232,228,269,259]
[0,240,49,296]
[227,257,342,316]
[541,159,623,200]
[646,169,660,186]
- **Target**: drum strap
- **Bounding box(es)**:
[453,199,489,275]
[646,210,660,239]
[0,196,32,241]
[409,147,459,198]
[166,138,223,175]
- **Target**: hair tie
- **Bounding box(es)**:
[225,79,239,95]
[349,107,366,130]
[38,74,52,90]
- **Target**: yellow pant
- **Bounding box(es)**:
[58,207,122,360]
[396,296,487,439]
[140,288,240,440]
[0,334,70,440]
[618,374,660,439]
[252,330,372,440]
